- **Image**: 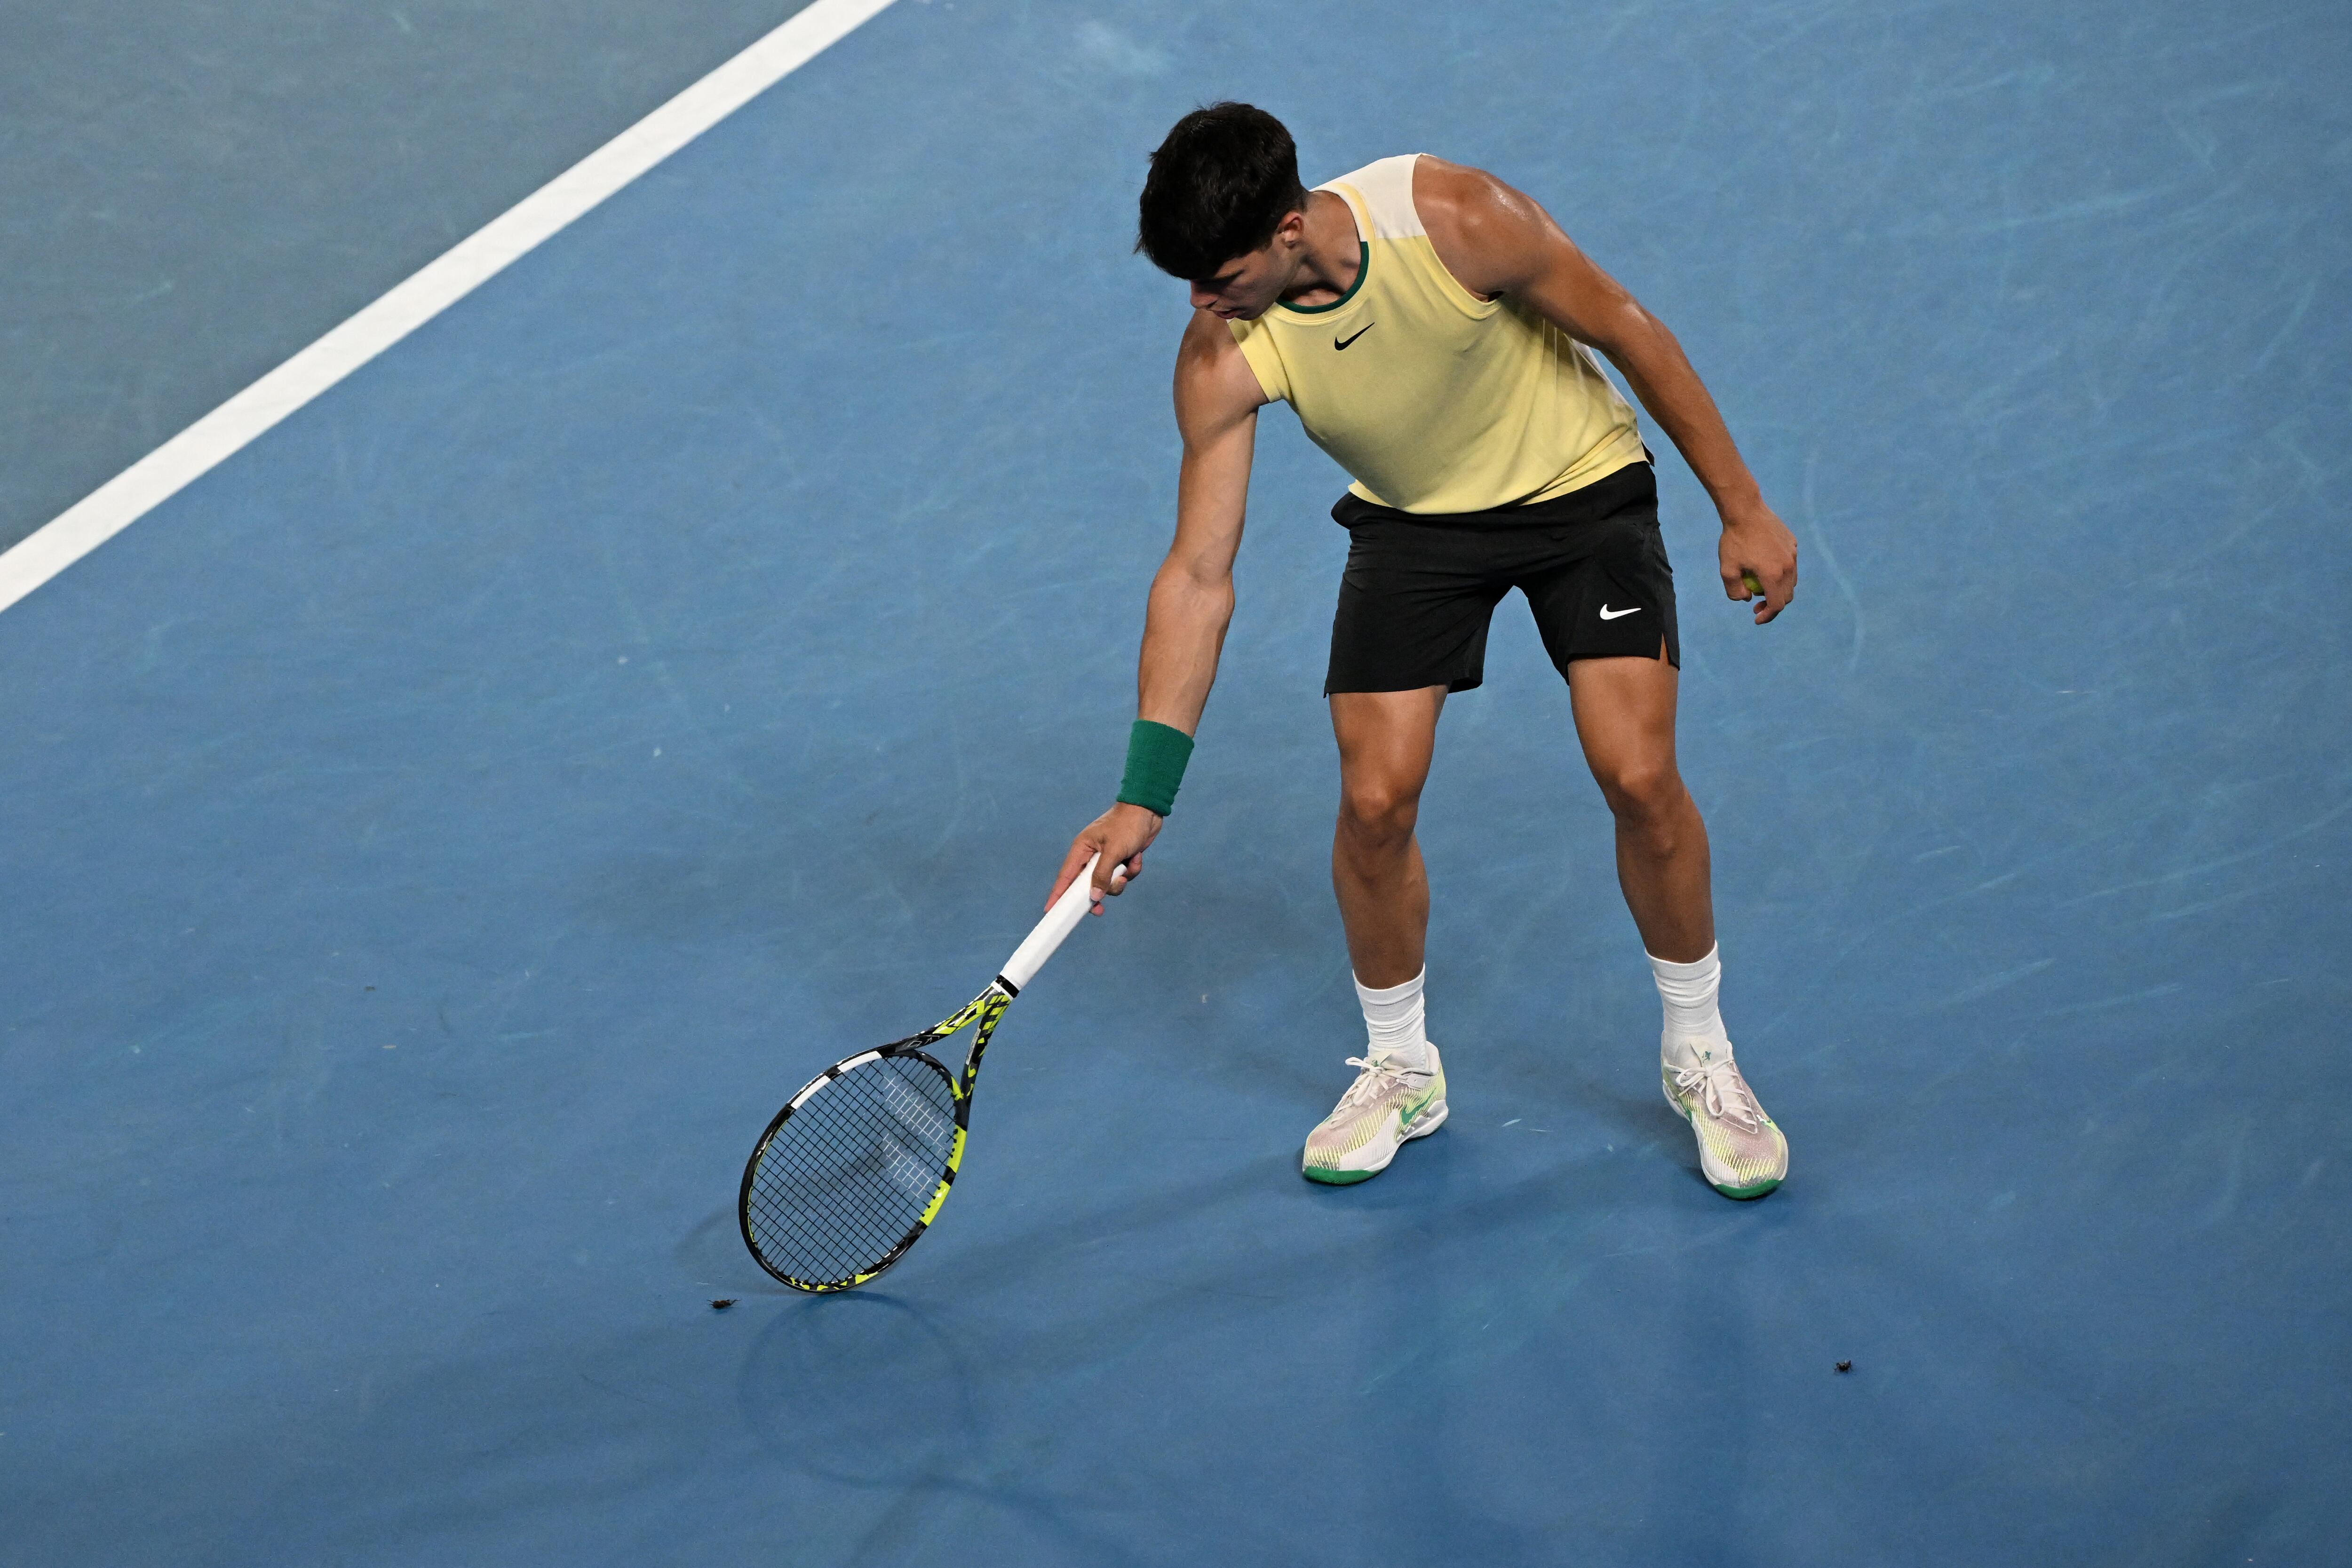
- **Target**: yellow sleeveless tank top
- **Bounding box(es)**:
[1228,154,1646,514]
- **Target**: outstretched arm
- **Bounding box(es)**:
[1049,309,1267,909]
[1415,158,1798,624]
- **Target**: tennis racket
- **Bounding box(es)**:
[738,854,1115,1292]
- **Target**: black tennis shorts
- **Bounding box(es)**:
[1325,460,1677,695]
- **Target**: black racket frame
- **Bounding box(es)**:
[737,975,1017,1291]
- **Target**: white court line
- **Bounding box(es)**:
[0,0,901,618]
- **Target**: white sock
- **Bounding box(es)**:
[1648,945,1732,1069]
[1355,968,1430,1072]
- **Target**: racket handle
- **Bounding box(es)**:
[1001,853,1111,992]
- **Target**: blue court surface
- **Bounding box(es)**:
[4,1,2347,1563]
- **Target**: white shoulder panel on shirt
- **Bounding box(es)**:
[1316,153,1427,241]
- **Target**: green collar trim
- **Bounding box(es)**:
[1277,240,1370,317]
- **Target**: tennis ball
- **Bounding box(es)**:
[1741,571,1764,596]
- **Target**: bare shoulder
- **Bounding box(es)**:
[1411,156,1566,296]
[1175,309,1269,428]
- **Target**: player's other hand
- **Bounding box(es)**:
[1719,501,1798,625]
[1051,803,1160,914]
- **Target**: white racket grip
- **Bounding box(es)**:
[1000,852,1118,992]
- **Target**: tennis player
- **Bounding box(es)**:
[1051,103,1797,1198]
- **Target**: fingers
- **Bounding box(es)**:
[1056,803,1162,912]
[1089,856,1136,914]
[1724,564,1795,623]
[1049,835,1101,911]
[1752,565,1796,625]
[1719,503,1799,624]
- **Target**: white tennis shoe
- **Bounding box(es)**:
[1662,1040,1787,1199]
[1302,1045,1448,1185]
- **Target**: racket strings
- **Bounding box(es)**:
[744,1053,962,1286]
[744,1121,931,1285]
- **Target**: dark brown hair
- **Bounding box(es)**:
[1135,103,1309,280]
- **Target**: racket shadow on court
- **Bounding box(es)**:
[737,1292,979,1484]
[735,1292,1140,1562]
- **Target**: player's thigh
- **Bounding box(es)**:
[1329,687,1446,818]
[1565,651,1681,803]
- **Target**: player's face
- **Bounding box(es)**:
[1187,216,1306,320]
[1188,251,1286,319]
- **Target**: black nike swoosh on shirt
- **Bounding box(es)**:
[1334,323,1375,350]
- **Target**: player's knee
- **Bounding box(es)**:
[1597,759,1683,831]
[1338,778,1421,847]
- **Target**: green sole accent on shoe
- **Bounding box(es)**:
[1302,1165,1377,1186]
[1711,1177,1781,1200]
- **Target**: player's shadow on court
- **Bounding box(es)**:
[1526,1034,1705,1185]
[1582,1079,1700,1177]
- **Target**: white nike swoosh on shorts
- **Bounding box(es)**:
[1598,604,1641,619]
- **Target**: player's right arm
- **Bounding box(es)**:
[1051,309,1268,910]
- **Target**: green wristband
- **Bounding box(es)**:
[1115,720,1195,817]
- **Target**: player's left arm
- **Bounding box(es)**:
[1416,158,1796,624]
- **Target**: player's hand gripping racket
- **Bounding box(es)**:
[738,855,1116,1292]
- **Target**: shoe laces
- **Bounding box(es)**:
[1338,1054,1426,1112]
[1673,1056,1762,1132]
